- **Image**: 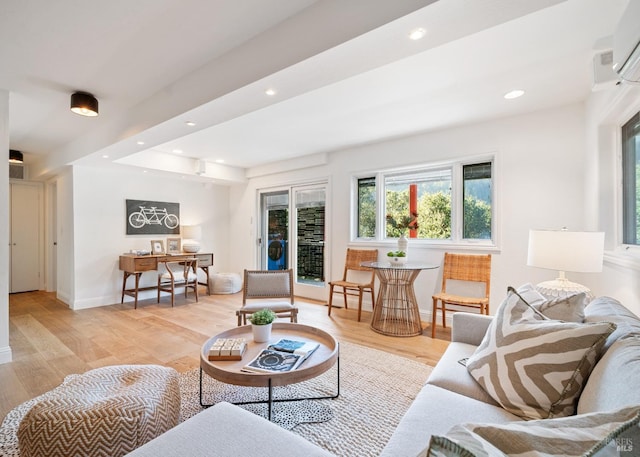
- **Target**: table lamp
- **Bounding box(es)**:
[526,228,605,298]
[182,225,202,253]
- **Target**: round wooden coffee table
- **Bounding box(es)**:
[199,323,339,420]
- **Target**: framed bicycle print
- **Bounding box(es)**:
[151,240,164,255]
[166,237,181,254]
[126,199,180,235]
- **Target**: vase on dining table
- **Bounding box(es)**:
[397,233,408,257]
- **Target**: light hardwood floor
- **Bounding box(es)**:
[1,290,451,420]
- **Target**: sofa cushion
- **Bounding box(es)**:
[421,405,640,457]
[126,402,333,457]
[578,335,640,415]
[427,342,499,406]
[584,296,640,351]
[466,288,615,420]
[379,384,521,457]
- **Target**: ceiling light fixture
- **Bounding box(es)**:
[9,149,23,164]
[70,91,99,117]
[265,88,277,96]
[185,121,196,127]
[504,89,525,100]
[102,154,109,159]
[137,141,145,145]
[408,28,426,40]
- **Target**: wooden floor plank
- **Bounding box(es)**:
[1,290,451,420]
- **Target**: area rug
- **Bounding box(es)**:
[0,341,432,457]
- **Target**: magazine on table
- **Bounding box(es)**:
[241,339,320,373]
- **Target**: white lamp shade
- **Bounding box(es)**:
[527,230,604,273]
[182,225,202,240]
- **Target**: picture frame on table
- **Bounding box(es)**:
[167,237,181,254]
[151,240,165,255]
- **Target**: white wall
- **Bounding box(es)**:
[0,90,12,364]
[68,166,230,309]
[584,84,640,314]
[231,103,595,319]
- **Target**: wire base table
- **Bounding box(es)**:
[362,262,438,337]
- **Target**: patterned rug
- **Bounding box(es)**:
[0,341,432,457]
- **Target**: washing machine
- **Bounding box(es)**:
[267,240,287,270]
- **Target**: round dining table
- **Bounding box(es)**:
[361,261,439,337]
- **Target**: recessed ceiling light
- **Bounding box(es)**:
[408,28,426,40]
[185,121,196,126]
[215,159,225,164]
[504,89,525,100]
[143,170,148,173]
[136,141,145,145]
[102,155,109,159]
[172,149,183,154]
[265,88,277,96]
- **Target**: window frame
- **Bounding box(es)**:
[351,154,498,250]
[621,110,640,247]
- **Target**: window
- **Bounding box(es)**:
[622,111,640,246]
[354,158,494,244]
[463,162,492,240]
[385,169,451,239]
[357,177,376,238]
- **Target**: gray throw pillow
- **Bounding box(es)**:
[466,287,615,420]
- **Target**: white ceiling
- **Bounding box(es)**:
[1,0,629,182]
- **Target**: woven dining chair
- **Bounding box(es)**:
[236,269,298,326]
[157,257,199,307]
[431,253,492,338]
[327,248,378,322]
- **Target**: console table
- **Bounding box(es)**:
[361,261,438,337]
[119,253,214,308]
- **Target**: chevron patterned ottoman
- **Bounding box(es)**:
[17,365,180,457]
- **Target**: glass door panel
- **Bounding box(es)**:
[260,191,289,270]
[295,186,326,287]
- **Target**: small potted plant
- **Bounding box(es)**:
[387,250,407,266]
[249,308,277,342]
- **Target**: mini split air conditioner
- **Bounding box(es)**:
[613,0,640,84]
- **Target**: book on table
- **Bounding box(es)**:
[241,339,320,373]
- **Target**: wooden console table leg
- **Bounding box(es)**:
[133,273,141,309]
[121,272,129,304]
[197,266,211,295]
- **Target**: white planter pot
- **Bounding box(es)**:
[251,323,272,343]
[389,256,408,266]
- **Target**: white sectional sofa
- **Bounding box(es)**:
[128,294,640,456]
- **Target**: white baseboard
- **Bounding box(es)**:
[72,293,122,310]
[0,345,13,365]
[56,290,71,306]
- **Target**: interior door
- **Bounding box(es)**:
[10,182,41,293]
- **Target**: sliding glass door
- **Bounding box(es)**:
[259,182,328,300]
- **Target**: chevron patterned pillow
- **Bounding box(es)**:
[423,405,640,457]
[466,288,615,420]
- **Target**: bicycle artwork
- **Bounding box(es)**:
[126,199,180,235]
